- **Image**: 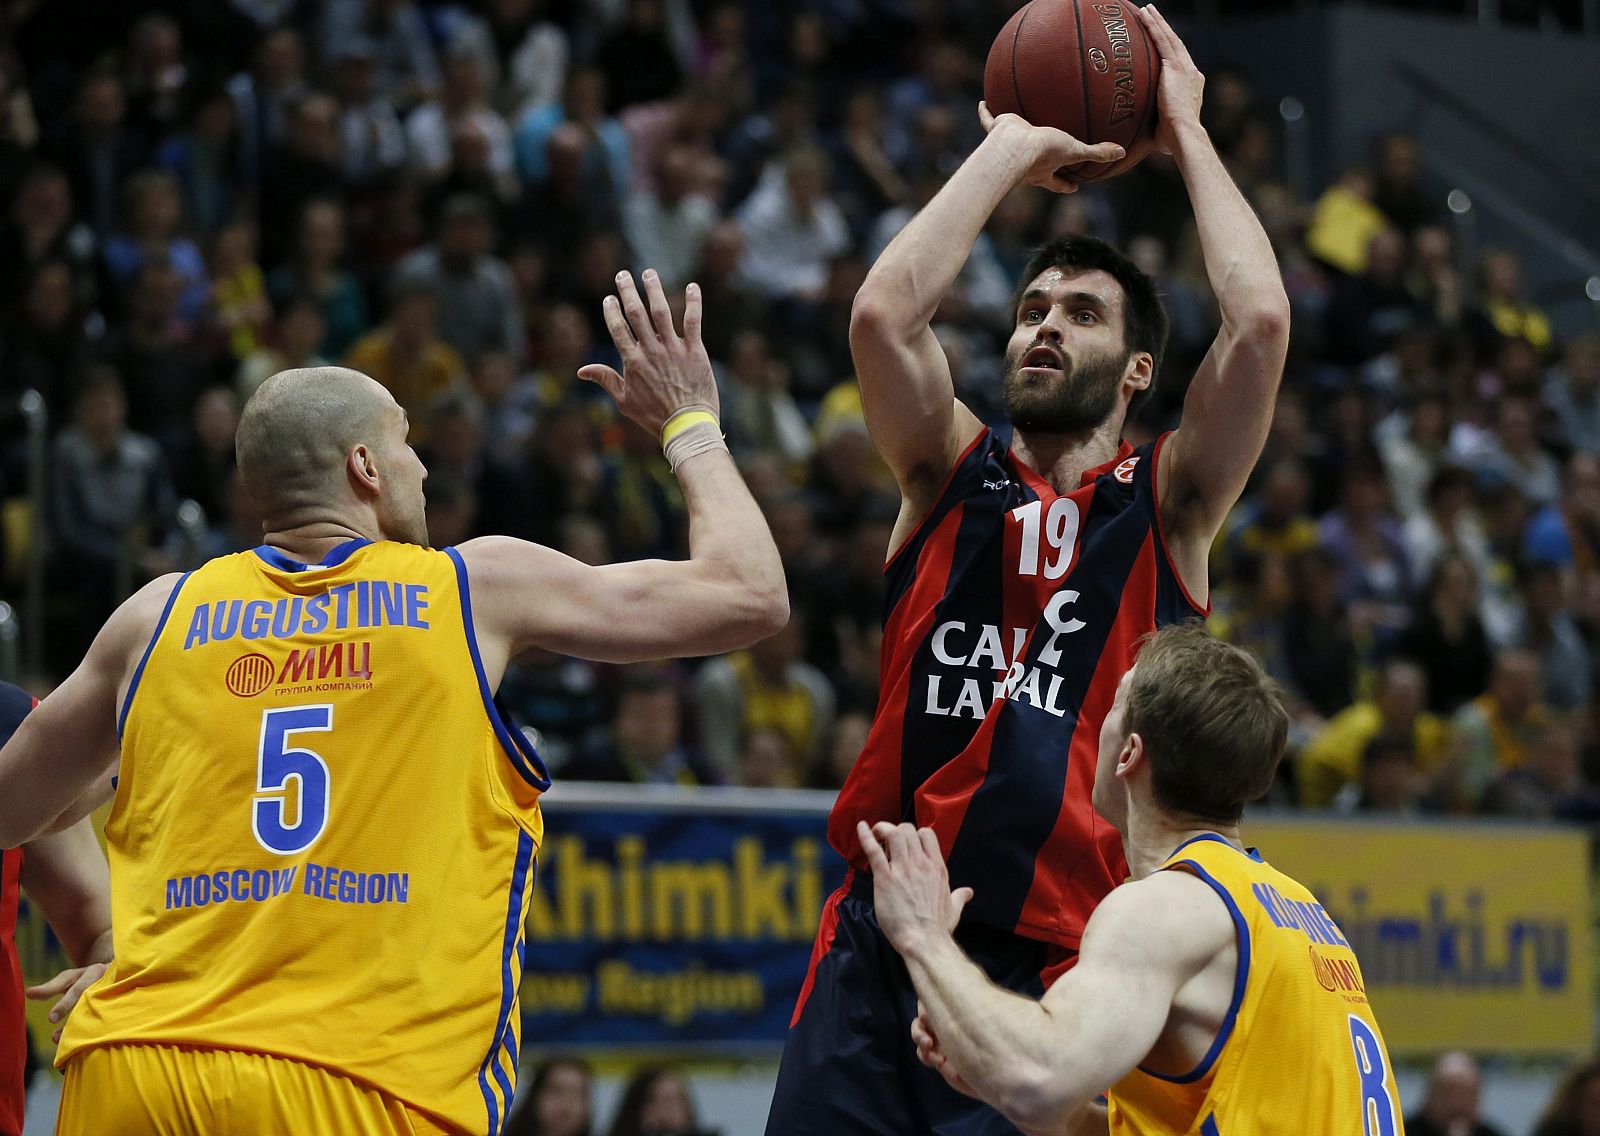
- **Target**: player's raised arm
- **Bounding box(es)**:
[456,270,788,671]
[0,575,177,847]
[852,107,1126,524]
[1145,6,1290,570]
[863,821,1231,1134]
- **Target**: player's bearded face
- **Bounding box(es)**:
[1003,341,1130,434]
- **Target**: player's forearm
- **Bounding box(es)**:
[673,447,789,640]
[854,122,1037,341]
[1171,121,1289,330]
[904,935,1096,1129]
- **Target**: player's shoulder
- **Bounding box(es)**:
[1082,871,1235,966]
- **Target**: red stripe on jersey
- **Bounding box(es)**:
[790,871,851,1027]
[831,505,967,862]
[1012,534,1156,942]
[1,846,25,1136]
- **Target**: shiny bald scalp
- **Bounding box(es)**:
[236,367,394,520]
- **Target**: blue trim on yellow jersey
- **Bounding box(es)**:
[480,830,535,1134]
[1135,858,1251,1085]
[118,572,193,740]
[444,546,552,792]
[1201,1114,1221,1136]
[251,537,371,573]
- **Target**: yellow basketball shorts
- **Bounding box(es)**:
[56,1043,460,1135]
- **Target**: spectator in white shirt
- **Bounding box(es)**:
[623,142,717,289]
[406,46,514,183]
[735,145,849,303]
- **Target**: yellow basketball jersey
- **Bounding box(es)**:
[57,538,548,1135]
[1107,835,1403,1136]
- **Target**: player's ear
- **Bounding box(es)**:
[1125,351,1153,392]
[348,443,381,495]
[1116,732,1144,779]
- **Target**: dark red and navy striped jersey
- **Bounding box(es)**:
[830,428,1207,949]
[0,683,35,1136]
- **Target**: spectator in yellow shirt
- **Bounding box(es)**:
[1298,659,1451,807]
[1451,649,1548,806]
[344,280,466,442]
[1306,166,1388,276]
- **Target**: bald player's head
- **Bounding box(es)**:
[237,367,428,545]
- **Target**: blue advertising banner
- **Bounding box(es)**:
[521,785,846,1053]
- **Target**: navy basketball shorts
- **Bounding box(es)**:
[765,870,1076,1136]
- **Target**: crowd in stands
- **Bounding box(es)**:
[0,0,1597,823]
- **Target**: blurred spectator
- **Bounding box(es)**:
[226,26,308,185]
[1333,732,1423,815]
[102,168,209,324]
[406,45,514,185]
[692,222,767,362]
[718,330,811,464]
[696,616,835,780]
[480,402,608,547]
[1455,394,1560,507]
[1279,549,1360,722]
[1305,167,1387,277]
[1451,648,1548,805]
[1512,562,1592,710]
[0,259,93,420]
[514,69,629,193]
[449,0,570,117]
[597,0,687,115]
[266,199,369,358]
[1225,456,1320,577]
[505,1054,593,1136]
[124,13,191,142]
[48,368,176,666]
[1398,553,1494,715]
[1323,228,1425,366]
[1405,1052,1507,1136]
[0,163,96,317]
[814,708,871,789]
[344,280,468,439]
[1471,247,1552,358]
[1370,133,1437,236]
[1524,452,1600,573]
[604,421,688,562]
[1298,659,1449,808]
[1316,462,1414,642]
[259,93,344,268]
[396,193,523,366]
[237,294,328,401]
[735,145,850,304]
[172,387,239,524]
[321,0,441,110]
[208,221,269,361]
[472,349,541,462]
[1534,1056,1600,1136]
[330,39,407,187]
[1482,717,1600,822]
[101,259,210,459]
[418,392,485,489]
[1400,465,1492,589]
[608,1065,716,1136]
[1377,391,1451,522]
[516,123,626,277]
[623,143,717,290]
[568,668,716,786]
[42,67,148,240]
[1547,335,1600,456]
[734,726,799,788]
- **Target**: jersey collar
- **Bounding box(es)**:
[252,537,372,573]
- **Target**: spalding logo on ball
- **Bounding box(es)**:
[984,0,1161,181]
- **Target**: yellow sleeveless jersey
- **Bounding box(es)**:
[57,538,548,1135]
[1108,835,1403,1136]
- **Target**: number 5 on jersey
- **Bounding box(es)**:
[253,705,333,855]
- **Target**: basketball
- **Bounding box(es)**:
[983,0,1162,180]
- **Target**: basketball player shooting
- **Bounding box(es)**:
[0,270,788,1135]
[766,7,1290,1134]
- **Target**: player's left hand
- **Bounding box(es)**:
[26,962,108,1043]
[1136,4,1204,155]
[912,1005,981,1099]
[857,821,972,958]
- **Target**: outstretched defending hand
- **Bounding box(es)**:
[1136,4,1205,156]
[857,820,973,959]
[977,101,1126,194]
[580,269,720,437]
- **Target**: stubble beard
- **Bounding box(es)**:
[1003,346,1131,436]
